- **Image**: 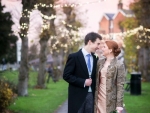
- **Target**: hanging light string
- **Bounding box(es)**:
[101,26,150,38]
[100,26,150,51]
[19,9,31,37]
[40,13,57,20]
[34,0,106,9]
[14,19,84,37]
[17,0,106,37]
[34,0,106,31]
[48,29,83,54]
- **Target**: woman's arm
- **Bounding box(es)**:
[116,62,126,107]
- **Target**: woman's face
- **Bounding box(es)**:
[101,42,111,57]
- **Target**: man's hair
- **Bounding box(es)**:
[84,32,102,45]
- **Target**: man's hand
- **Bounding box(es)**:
[85,78,92,86]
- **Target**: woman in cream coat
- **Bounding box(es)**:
[94,40,126,113]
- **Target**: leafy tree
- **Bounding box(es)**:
[121,0,150,81]
[130,0,150,29]
[120,17,138,30]
[131,0,150,81]
[63,6,82,54]
[124,35,139,72]
[4,44,17,64]
[35,1,83,87]
[49,5,83,81]
[17,0,83,89]
[120,17,138,72]
[0,2,17,63]
[130,0,150,47]
[61,6,83,67]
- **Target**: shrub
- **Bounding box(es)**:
[0,79,15,112]
[4,79,18,94]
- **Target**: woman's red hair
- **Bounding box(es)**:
[105,40,121,57]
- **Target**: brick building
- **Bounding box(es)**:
[98,1,134,35]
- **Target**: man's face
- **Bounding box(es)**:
[89,38,101,53]
[98,40,105,50]
[95,40,104,56]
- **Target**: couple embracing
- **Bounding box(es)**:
[63,32,126,113]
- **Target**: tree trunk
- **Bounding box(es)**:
[138,47,150,82]
[36,5,56,86]
[18,37,29,96]
[37,38,48,88]
[52,53,62,81]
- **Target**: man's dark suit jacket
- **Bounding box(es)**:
[63,49,98,113]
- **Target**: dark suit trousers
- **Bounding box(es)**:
[78,93,94,113]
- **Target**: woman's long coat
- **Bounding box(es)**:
[94,57,126,113]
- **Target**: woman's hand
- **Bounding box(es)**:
[116,107,123,113]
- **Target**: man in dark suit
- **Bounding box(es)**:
[63,32,102,113]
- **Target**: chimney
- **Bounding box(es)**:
[118,0,123,10]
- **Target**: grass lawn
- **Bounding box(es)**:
[1,71,150,113]
[0,70,68,113]
[124,82,150,113]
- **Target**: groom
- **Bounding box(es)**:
[63,32,102,113]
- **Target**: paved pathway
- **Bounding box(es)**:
[54,99,127,113]
[54,100,68,113]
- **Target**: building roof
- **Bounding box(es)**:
[99,13,115,23]
[113,9,135,19]
[122,9,134,15]
[105,13,115,20]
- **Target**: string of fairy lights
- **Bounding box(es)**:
[34,0,106,9]
[17,0,106,38]
[101,25,150,42]
[15,0,150,48]
[101,25,150,50]
[30,25,150,54]
[18,9,31,38]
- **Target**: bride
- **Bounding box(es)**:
[94,40,125,113]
